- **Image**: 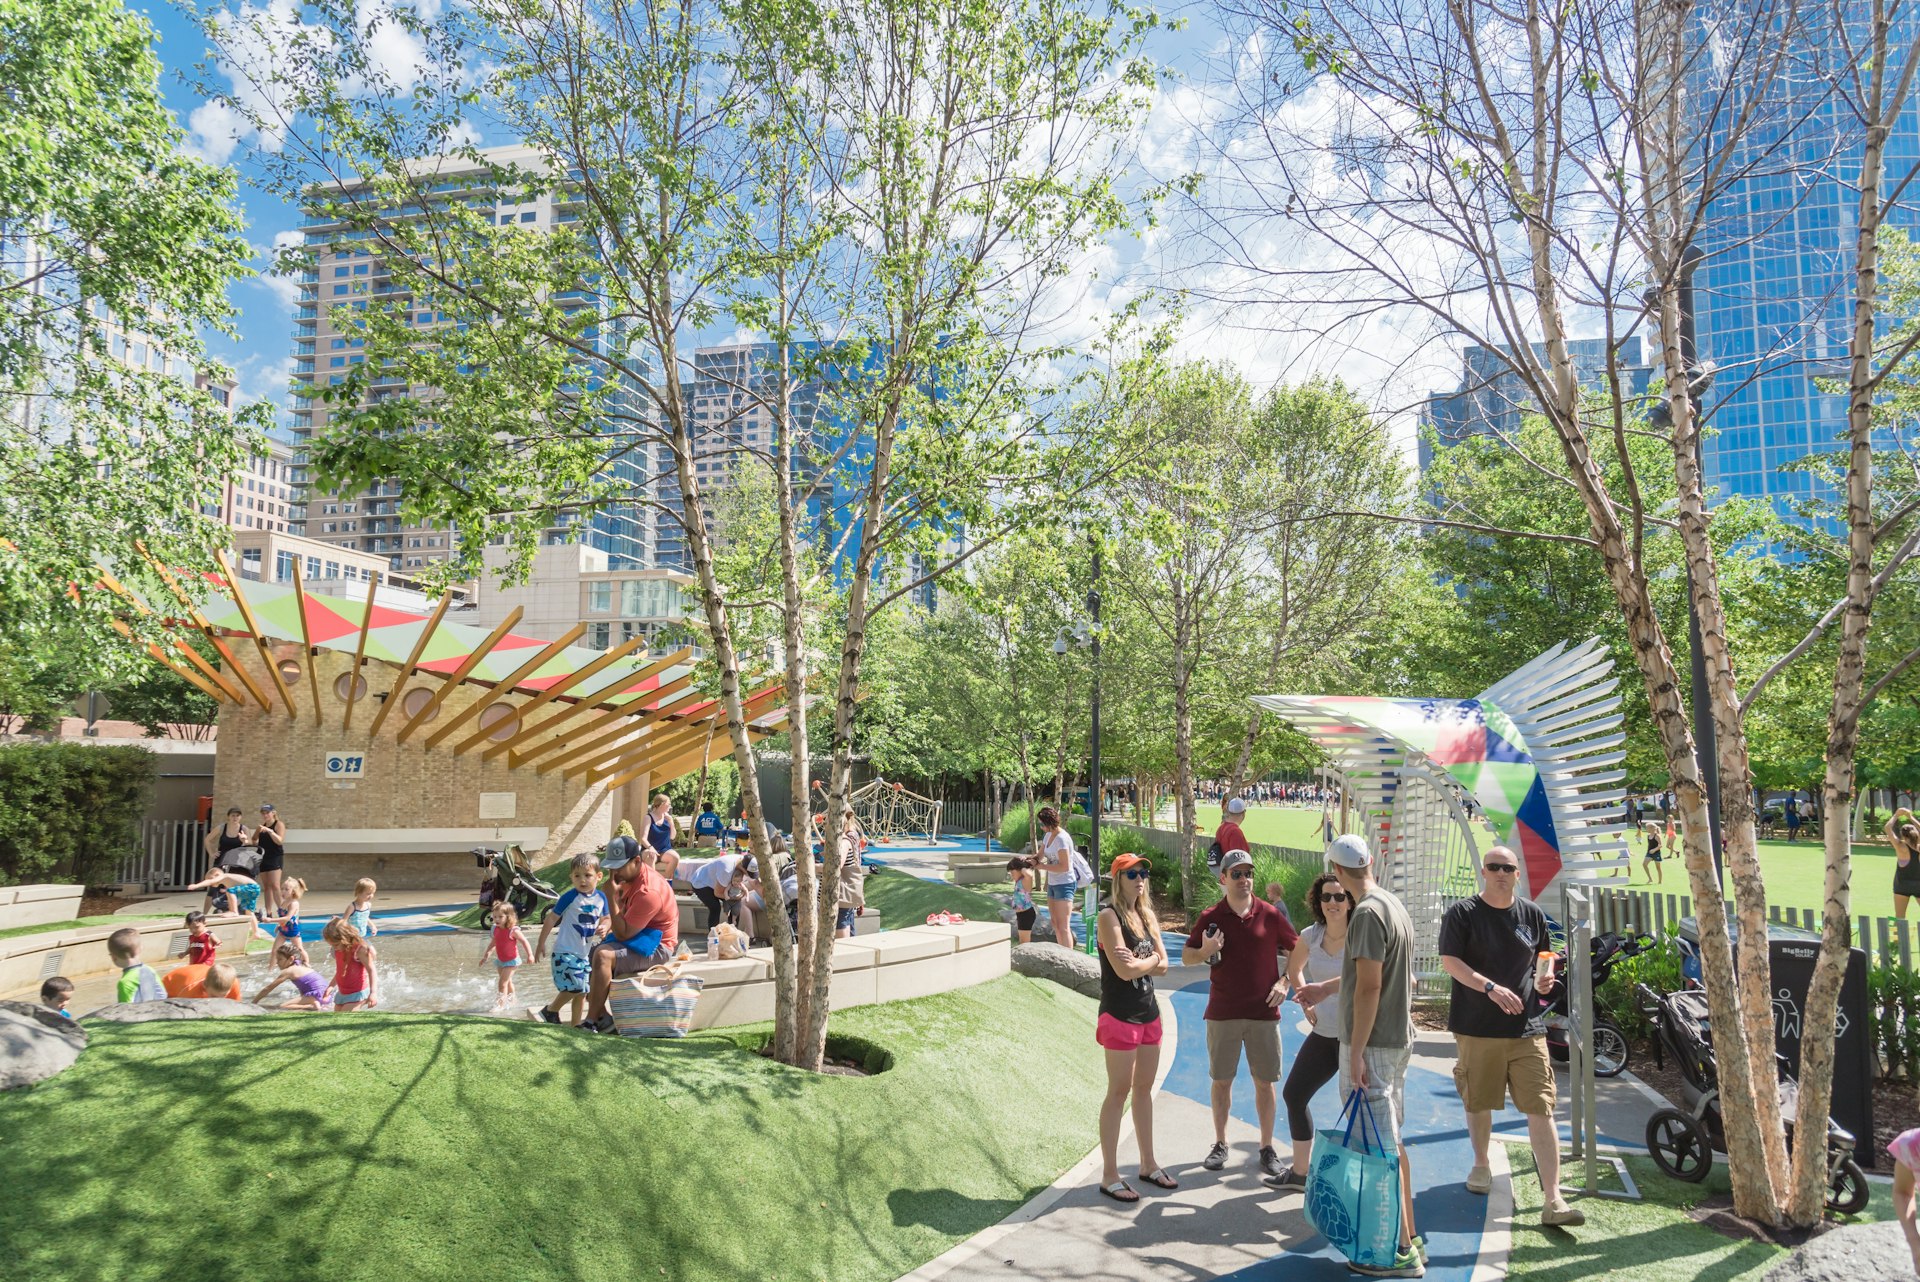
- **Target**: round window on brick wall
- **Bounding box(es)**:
[333,673,368,702]
[400,686,438,721]
[275,660,301,686]
[478,702,519,741]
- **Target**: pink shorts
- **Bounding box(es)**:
[1096,1013,1163,1050]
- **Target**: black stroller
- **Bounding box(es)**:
[473,844,560,922]
[1634,982,1869,1212]
[1544,931,1658,1077]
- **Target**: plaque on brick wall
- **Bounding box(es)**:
[478,792,516,820]
[325,752,366,781]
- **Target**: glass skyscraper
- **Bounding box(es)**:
[1692,8,1920,511]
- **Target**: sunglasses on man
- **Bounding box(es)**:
[1484,862,1517,874]
[1227,867,1254,881]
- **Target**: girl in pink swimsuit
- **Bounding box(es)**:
[481,903,533,1010]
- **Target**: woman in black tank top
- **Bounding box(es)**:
[255,803,288,917]
[1093,852,1173,1204]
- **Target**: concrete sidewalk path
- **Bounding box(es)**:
[906,969,1667,1282]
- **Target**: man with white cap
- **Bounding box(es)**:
[1212,796,1252,868]
[1184,848,1299,1178]
[1295,834,1422,1277]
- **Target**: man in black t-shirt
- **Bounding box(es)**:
[1438,846,1584,1228]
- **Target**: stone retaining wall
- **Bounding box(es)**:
[0,885,84,932]
[0,914,256,999]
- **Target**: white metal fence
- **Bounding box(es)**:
[120,819,208,892]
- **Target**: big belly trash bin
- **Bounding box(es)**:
[1677,913,1876,1167]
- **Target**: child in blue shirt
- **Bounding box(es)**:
[533,851,609,1025]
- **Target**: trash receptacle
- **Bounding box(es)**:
[1676,913,1875,1167]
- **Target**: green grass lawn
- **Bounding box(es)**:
[0,973,1101,1282]
[1503,1143,1892,1281]
[0,913,173,942]
[1190,803,1914,920]
[863,866,1007,925]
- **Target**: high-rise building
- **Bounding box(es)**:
[1691,9,1920,510]
[289,144,653,573]
[1419,338,1653,476]
[205,425,297,534]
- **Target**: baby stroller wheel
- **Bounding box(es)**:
[1825,1158,1869,1215]
[1647,1108,1711,1183]
[1593,1019,1629,1078]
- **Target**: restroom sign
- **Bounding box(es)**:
[325,752,366,780]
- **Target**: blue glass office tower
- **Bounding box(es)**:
[1691,8,1920,512]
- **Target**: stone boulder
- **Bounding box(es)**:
[1763,1220,1917,1282]
[1012,942,1102,999]
[84,998,271,1023]
[0,999,87,1090]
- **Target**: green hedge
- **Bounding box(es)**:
[0,744,155,888]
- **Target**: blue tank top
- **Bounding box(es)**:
[646,815,674,854]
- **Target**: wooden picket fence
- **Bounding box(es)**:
[1592,886,1917,970]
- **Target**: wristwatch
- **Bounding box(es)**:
[1482,979,1496,995]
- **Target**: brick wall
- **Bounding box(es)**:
[212,644,620,888]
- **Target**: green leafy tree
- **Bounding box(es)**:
[0,0,265,669]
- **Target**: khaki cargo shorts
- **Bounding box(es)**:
[1452,1033,1556,1115]
[1207,1018,1283,1082]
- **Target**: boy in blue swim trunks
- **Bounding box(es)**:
[185,867,262,932]
[533,851,608,1025]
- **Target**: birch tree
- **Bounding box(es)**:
[201,0,1162,1068]
[1196,0,1892,1221]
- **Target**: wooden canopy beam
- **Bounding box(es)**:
[394,606,524,744]
[511,675,695,771]
[214,548,297,718]
[288,558,325,726]
[342,575,379,731]
[428,622,586,752]
[604,714,788,794]
[527,675,705,776]
[580,683,785,784]
[94,568,247,705]
[494,645,696,766]
[110,619,229,704]
[366,591,451,738]
[130,543,270,710]
[475,635,660,762]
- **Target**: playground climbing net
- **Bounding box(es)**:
[848,777,944,844]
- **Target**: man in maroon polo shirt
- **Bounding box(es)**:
[1184,848,1298,1178]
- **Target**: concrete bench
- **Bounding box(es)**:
[675,918,1010,1030]
[671,893,879,940]
[0,914,255,999]
[953,865,1011,887]
[0,884,84,931]
[277,828,553,891]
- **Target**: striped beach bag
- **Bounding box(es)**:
[609,963,704,1038]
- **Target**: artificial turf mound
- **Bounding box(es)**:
[0,974,1100,1282]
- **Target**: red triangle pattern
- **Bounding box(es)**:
[300,597,360,645]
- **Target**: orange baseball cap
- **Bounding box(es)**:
[1109,852,1150,879]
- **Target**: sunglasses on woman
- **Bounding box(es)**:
[1121,868,1151,881]
[1321,891,1349,903]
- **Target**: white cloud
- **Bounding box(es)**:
[185,99,250,165]
[256,229,307,312]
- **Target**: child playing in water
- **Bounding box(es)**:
[108,928,164,1003]
[322,917,378,1011]
[251,940,332,1010]
[1892,1127,1920,1275]
[177,911,219,966]
[481,902,533,1009]
[345,878,378,937]
[40,977,73,1018]
[273,877,308,949]
[184,867,262,931]
[534,852,608,1025]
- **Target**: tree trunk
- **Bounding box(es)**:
[1789,17,1902,1218]
[769,336,815,1067]
[1173,630,1197,905]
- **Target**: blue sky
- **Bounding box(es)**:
[137,1,1448,448]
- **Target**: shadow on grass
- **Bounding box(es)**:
[2,979,1102,1282]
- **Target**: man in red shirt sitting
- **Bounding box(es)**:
[581,836,680,1033]
[1184,849,1298,1179]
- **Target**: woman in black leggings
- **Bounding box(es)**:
[1266,872,1351,1190]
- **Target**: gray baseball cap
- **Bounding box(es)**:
[1326,834,1373,869]
[1218,849,1254,875]
[601,834,641,870]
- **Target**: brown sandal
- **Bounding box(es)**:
[1099,1180,1140,1203]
